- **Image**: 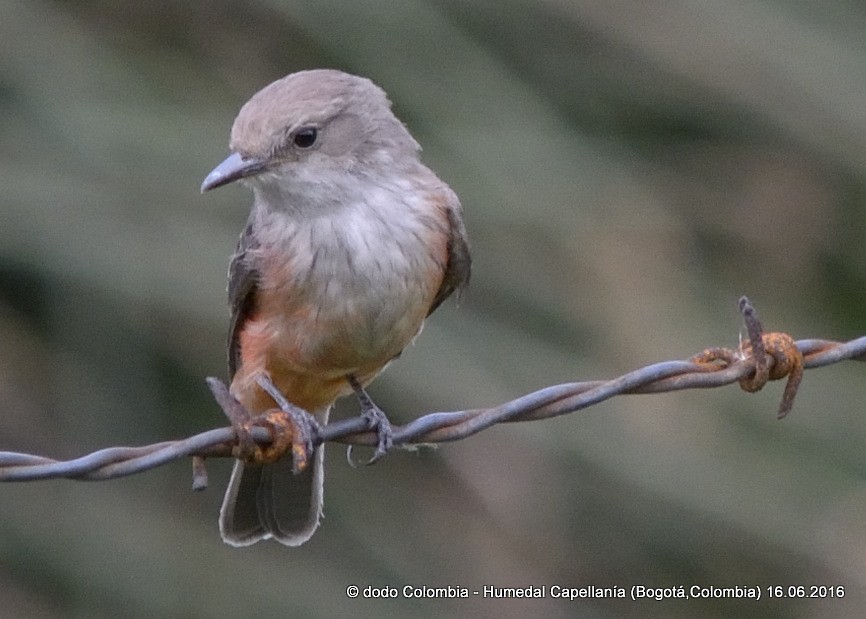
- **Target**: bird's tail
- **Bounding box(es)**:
[219,407,329,547]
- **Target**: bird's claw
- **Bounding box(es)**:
[345,374,394,466]
[206,376,319,473]
[361,403,394,464]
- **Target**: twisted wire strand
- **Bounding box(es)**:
[1,298,863,487]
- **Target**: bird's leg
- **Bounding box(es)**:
[255,373,321,472]
[347,374,394,464]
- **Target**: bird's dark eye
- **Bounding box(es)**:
[293,127,318,148]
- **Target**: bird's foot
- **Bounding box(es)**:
[254,374,321,473]
[346,375,394,465]
[204,375,320,473]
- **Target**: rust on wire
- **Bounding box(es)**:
[191,456,208,492]
[691,297,805,418]
[0,297,864,489]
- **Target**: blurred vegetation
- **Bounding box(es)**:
[1,1,865,617]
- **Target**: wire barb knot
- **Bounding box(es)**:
[231,410,298,466]
[738,332,804,418]
[206,376,318,476]
[736,296,804,418]
[691,298,804,419]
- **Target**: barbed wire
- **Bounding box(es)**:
[1,297,863,490]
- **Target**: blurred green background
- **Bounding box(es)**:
[2,1,865,617]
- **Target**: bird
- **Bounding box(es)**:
[200,69,470,546]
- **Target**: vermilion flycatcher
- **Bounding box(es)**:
[201,69,470,546]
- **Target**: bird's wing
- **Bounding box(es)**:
[227,216,260,379]
[428,190,471,316]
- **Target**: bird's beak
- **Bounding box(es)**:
[201,152,268,193]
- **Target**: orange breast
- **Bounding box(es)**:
[229,190,453,415]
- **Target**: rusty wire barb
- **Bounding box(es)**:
[1,297,864,489]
